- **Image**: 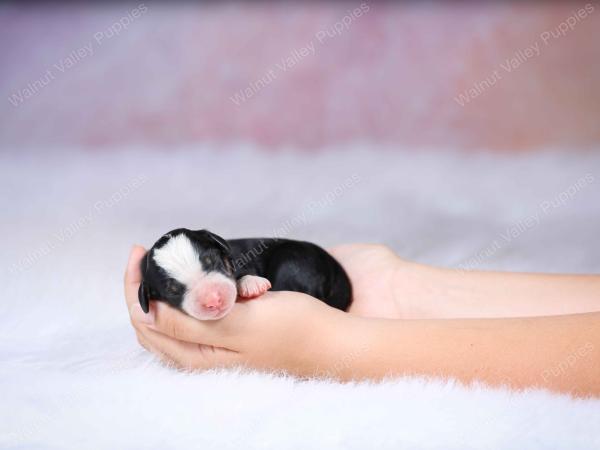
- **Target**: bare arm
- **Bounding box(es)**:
[329,244,600,319]
[426,268,600,318]
[125,246,600,397]
[339,311,600,397]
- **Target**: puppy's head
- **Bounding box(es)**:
[139,229,237,320]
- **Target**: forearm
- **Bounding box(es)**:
[336,312,600,397]
[400,261,600,318]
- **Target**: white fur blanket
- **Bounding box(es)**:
[1,146,599,449]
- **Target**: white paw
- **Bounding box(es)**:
[237,275,272,298]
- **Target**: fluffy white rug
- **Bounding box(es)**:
[1,145,599,449]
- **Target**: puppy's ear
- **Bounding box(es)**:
[202,230,230,252]
[138,251,151,313]
[138,281,150,313]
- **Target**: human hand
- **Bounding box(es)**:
[329,244,433,319]
[125,246,355,376]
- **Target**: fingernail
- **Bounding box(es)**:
[130,303,154,325]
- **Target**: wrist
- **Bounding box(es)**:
[393,259,451,319]
[297,306,366,380]
[314,311,383,381]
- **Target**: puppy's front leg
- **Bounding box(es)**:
[237,275,272,298]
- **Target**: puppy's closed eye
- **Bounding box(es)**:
[166,281,184,296]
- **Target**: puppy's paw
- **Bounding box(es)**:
[237,275,272,298]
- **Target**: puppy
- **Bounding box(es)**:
[139,229,352,320]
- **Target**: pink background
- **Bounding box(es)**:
[1,1,599,151]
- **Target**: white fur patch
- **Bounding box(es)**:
[153,234,205,284]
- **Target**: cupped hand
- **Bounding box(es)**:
[328,244,427,319]
[124,246,354,375]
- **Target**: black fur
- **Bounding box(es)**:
[140,228,352,314]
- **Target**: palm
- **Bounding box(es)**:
[328,244,405,319]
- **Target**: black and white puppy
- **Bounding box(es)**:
[139,229,352,320]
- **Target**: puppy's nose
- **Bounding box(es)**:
[201,291,223,310]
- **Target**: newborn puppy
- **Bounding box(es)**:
[139,228,352,320]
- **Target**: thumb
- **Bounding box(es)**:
[124,244,147,310]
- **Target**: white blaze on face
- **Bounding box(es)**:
[153,233,237,320]
[153,234,205,285]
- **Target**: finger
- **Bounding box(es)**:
[135,330,152,352]
[124,245,147,311]
[139,326,240,370]
[326,244,351,259]
[149,301,246,347]
[136,330,182,368]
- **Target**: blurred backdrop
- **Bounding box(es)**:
[1,1,599,150]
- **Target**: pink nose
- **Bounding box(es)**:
[201,291,223,310]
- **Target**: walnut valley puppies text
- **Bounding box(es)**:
[230,2,370,106]
[454,3,594,106]
[7,4,148,108]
